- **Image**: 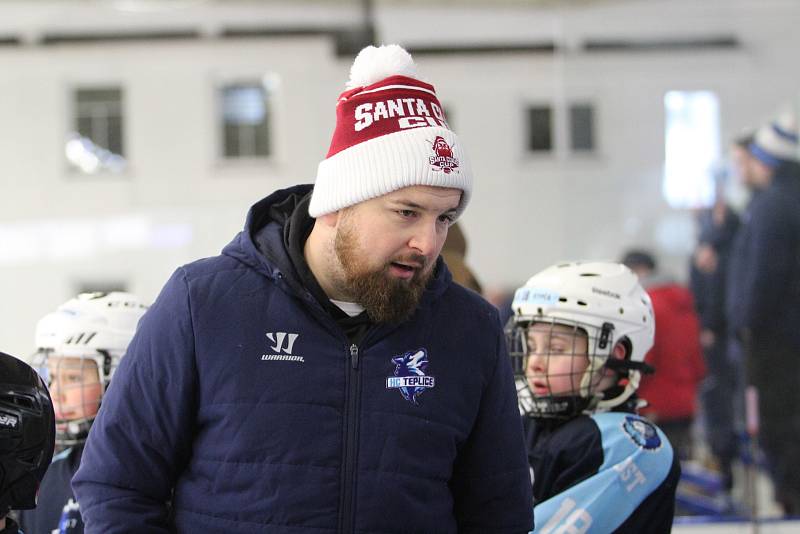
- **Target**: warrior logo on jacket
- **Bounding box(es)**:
[429,136,459,174]
[387,348,435,405]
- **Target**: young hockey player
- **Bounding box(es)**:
[0,351,55,534]
[507,261,680,533]
[17,292,148,534]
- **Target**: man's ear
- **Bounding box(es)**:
[318,211,339,228]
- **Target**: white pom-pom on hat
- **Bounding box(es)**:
[346,44,419,89]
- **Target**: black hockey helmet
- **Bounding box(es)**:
[0,351,56,514]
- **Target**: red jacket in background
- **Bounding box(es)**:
[638,283,706,422]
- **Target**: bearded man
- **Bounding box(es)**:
[73,44,533,533]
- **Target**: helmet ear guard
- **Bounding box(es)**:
[604,353,655,375]
[593,336,655,412]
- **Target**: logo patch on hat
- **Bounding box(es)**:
[386,348,435,405]
[622,415,662,450]
[429,136,459,174]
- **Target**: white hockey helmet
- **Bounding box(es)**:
[507,261,655,418]
[32,291,148,445]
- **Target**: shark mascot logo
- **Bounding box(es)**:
[386,348,436,405]
[622,415,662,450]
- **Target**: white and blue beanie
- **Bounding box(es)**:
[750,107,799,168]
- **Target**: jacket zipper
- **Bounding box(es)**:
[338,343,361,533]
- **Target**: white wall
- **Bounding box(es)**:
[1,0,799,358]
[0,35,341,358]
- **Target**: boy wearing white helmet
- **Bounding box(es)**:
[507,261,679,533]
[18,292,148,534]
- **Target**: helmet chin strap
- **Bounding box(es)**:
[595,370,641,411]
[579,346,647,412]
[56,416,94,448]
[581,325,653,411]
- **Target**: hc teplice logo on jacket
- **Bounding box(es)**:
[261,332,304,363]
[386,348,435,405]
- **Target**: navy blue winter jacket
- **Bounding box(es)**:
[689,206,739,335]
[726,164,800,347]
[72,185,533,533]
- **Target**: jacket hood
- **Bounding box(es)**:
[221,184,311,284]
[221,185,453,303]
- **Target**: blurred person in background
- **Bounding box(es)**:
[688,135,745,490]
[622,250,706,461]
[726,125,774,443]
[18,292,148,534]
[441,222,482,293]
[508,261,679,533]
[0,351,55,534]
[486,287,516,328]
[726,107,800,515]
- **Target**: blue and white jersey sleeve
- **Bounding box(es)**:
[533,412,679,534]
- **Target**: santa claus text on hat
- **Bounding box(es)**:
[309,44,473,218]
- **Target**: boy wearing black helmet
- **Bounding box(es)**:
[0,351,55,534]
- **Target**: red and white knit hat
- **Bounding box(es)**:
[309,44,472,218]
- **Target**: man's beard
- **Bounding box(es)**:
[334,223,434,324]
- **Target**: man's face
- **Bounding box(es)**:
[731,145,753,188]
[731,144,772,191]
[333,185,461,323]
[47,356,102,422]
[524,323,590,397]
[749,157,775,190]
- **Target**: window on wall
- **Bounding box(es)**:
[526,106,553,152]
[663,91,720,209]
[221,83,271,158]
[66,87,127,174]
[569,103,595,152]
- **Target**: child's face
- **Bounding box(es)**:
[524,322,590,397]
[47,356,102,421]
